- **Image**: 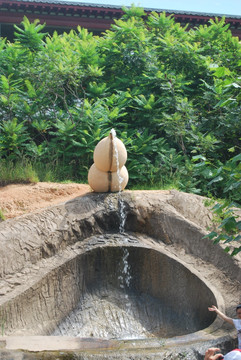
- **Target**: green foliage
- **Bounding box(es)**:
[0,117,30,158]
[14,16,47,52]
[206,201,241,256]
[0,10,240,212]
[205,153,241,255]
[0,208,5,221]
[0,159,39,185]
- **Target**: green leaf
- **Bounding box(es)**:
[214,66,231,78]
[231,153,241,162]
[231,247,241,256]
[192,155,206,162]
[1,75,10,92]
[25,80,36,98]
[0,95,8,105]
[219,216,237,232]
[208,176,223,186]
[204,231,217,239]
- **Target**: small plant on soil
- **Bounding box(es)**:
[0,208,5,221]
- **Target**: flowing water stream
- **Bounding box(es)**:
[110,128,127,234]
[111,128,132,321]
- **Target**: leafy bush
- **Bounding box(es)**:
[0,159,38,185]
[205,153,241,255]
[0,9,240,195]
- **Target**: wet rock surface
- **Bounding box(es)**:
[50,234,215,340]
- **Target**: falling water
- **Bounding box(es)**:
[111,128,132,317]
[118,247,132,316]
[110,128,127,234]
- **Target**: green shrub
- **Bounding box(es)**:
[0,159,38,185]
[0,8,240,197]
[0,208,5,221]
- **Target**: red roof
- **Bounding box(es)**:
[1,0,241,35]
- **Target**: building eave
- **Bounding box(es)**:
[0,0,241,36]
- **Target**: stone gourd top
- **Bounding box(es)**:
[94,129,127,172]
[88,130,129,193]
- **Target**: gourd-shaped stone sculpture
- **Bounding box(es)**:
[88,130,129,192]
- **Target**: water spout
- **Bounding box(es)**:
[110,128,116,138]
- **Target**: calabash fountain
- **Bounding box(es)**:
[88,129,128,193]
[0,131,240,359]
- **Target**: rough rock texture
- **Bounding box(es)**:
[0,189,240,359]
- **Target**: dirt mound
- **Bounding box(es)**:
[0,182,90,219]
